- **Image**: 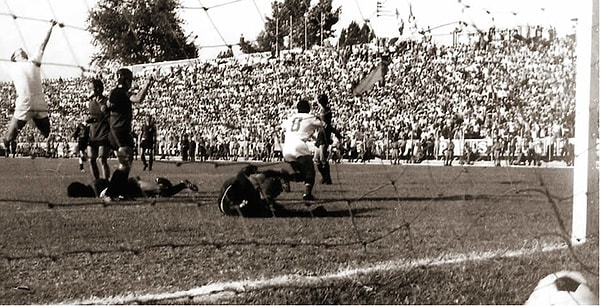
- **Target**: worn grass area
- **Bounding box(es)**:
[0,158,597,304]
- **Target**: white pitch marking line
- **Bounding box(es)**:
[66,242,567,305]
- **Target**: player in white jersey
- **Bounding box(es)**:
[2,20,57,151]
[281,99,325,201]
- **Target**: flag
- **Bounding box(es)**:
[408,3,415,24]
[407,2,418,36]
[352,63,384,96]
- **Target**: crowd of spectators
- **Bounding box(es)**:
[0,26,577,165]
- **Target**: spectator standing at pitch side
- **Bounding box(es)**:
[491,136,504,167]
[140,115,157,171]
[188,134,196,162]
[444,138,455,166]
[281,99,325,201]
[181,133,190,162]
[100,68,158,202]
[2,20,57,151]
[4,139,17,158]
[86,78,111,180]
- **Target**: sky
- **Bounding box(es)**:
[0,0,581,81]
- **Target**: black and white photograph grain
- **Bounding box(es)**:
[0,0,598,304]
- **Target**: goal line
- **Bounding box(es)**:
[68,242,567,305]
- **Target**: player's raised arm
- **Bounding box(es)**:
[130,68,160,103]
[33,19,58,66]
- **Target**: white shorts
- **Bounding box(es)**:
[13,95,48,121]
[282,139,315,161]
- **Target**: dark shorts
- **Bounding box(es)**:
[78,140,89,151]
[109,128,134,149]
[88,139,110,149]
[288,155,316,184]
[315,130,327,147]
[141,139,155,150]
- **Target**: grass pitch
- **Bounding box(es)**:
[0,157,598,304]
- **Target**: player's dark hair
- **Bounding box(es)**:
[240,165,258,176]
[317,94,328,106]
[116,68,133,86]
[297,99,310,113]
[67,182,96,197]
[91,79,104,96]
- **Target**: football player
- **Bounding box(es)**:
[71,118,90,172]
[313,94,343,184]
[2,20,57,151]
[86,79,111,180]
[100,68,158,203]
[140,115,157,171]
[281,99,325,201]
[217,165,285,217]
[68,176,198,199]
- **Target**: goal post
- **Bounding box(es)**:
[572,0,599,244]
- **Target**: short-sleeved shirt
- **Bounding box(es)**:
[73,123,90,149]
[88,95,110,144]
[108,86,134,148]
[281,112,324,159]
[140,123,157,148]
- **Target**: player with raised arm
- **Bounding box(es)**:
[100,68,158,202]
[2,20,57,151]
[86,78,111,180]
[281,99,325,201]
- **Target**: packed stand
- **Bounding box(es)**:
[0,26,576,165]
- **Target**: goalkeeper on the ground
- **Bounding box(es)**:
[217,165,287,217]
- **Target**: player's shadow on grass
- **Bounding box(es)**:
[350,194,518,202]
[240,206,385,219]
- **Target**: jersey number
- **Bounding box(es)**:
[291,118,303,132]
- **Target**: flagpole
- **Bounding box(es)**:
[275,11,279,58]
[320,12,324,46]
[304,13,308,50]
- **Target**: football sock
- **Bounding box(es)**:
[322,163,332,183]
[304,183,313,196]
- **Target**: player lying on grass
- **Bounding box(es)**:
[67,177,198,199]
[217,165,330,217]
[217,165,290,217]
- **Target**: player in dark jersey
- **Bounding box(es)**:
[217,165,285,217]
[86,78,111,180]
[313,94,343,185]
[217,165,328,217]
[68,176,198,199]
[100,68,158,203]
[140,115,157,171]
[71,119,90,172]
